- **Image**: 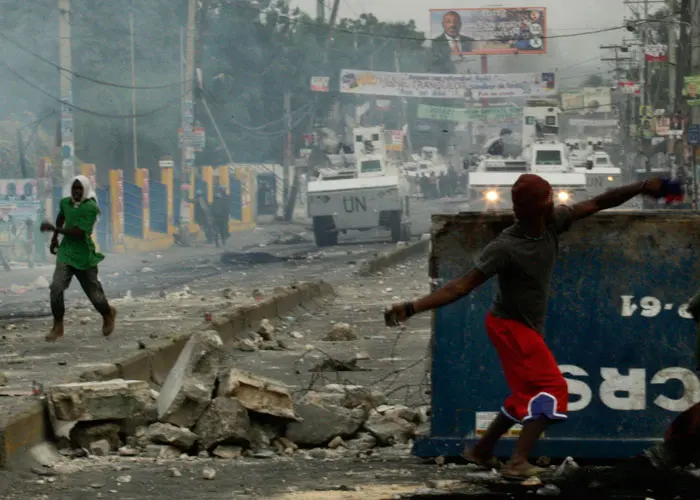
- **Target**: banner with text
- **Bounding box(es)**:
[340,69,556,99]
[310,76,330,92]
[429,7,547,55]
[417,104,521,124]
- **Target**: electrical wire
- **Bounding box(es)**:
[0,32,184,91]
[1,59,182,119]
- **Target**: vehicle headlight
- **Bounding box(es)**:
[557,191,570,202]
[607,176,614,181]
[485,190,499,202]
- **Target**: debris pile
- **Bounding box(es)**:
[47,329,430,461]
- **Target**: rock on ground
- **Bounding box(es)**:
[194,397,251,451]
[157,330,223,428]
[363,411,416,446]
[216,368,296,420]
[322,323,357,341]
[285,400,367,447]
[257,319,275,341]
[48,379,154,422]
[146,422,198,451]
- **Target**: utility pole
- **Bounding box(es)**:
[179,0,197,241]
[283,91,291,213]
[129,7,138,175]
[58,0,74,195]
[316,0,325,22]
[394,50,412,154]
[691,0,699,205]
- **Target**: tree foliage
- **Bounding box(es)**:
[0,0,429,180]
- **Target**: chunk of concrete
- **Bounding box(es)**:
[257,319,275,341]
[363,411,415,446]
[378,404,421,424]
[322,323,357,341]
[285,402,366,447]
[48,379,153,422]
[212,445,243,459]
[217,368,297,420]
[89,439,111,456]
[157,330,223,428]
[346,432,377,451]
[322,384,388,409]
[146,422,198,451]
[194,397,251,450]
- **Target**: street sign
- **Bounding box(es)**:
[688,124,700,145]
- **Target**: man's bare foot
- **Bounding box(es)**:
[102,307,117,337]
[46,321,64,342]
[462,448,503,470]
[500,460,547,480]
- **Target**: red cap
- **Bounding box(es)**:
[511,174,553,220]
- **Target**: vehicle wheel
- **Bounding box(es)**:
[313,216,337,247]
[389,211,402,242]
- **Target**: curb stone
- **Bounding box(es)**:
[0,280,336,470]
[356,239,430,277]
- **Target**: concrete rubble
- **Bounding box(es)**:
[48,379,154,422]
[157,329,224,428]
[42,315,426,462]
[217,368,296,420]
[194,397,251,450]
[322,322,358,341]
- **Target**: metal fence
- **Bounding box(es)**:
[123,182,143,239]
[149,181,168,234]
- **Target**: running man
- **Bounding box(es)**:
[385,174,671,479]
[40,175,116,342]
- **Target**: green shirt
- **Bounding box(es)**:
[56,197,104,270]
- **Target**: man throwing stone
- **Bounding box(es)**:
[40,175,116,342]
[385,174,672,479]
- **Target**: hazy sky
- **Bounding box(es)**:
[291,0,629,83]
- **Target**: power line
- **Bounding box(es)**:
[1,59,181,119]
[0,31,184,91]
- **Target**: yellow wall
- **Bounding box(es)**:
[134,168,150,240]
[161,167,175,235]
[202,166,213,203]
[108,170,125,253]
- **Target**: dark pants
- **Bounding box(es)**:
[50,262,111,321]
[213,218,229,247]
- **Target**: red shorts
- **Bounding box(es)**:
[485,311,568,423]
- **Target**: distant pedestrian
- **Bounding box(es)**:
[211,186,230,248]
[40,176,116,342]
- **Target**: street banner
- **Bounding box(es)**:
[561,91,584,111]
[684,75,700,106]
[429,7,547,55]
[340,69,556,99]
[310,76,329,92]
[417,104,521,124]
[644,44,668,63]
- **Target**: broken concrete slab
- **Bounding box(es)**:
[363,411,416,446]
[346,432,377,451]
[322,322,357,341]
[285,402,367,447]
[194,397,251,451]
[157,330,223,428]
[89,439,111,457]
[216,368,296,420]
[48,379,153,422]
[146,422,198,451]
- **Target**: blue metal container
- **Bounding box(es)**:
[413,211,699,460]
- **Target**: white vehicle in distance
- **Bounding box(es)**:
[573,150,622,197]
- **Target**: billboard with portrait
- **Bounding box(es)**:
[430,7,547,56]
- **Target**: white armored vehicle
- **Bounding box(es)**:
[469,101,586,211]
[307,126,411,247]
[573,150,622,197]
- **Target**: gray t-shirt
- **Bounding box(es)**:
[474,206,574,334]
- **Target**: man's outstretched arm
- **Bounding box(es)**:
[570,178,663,221]
[385,268,489,324]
